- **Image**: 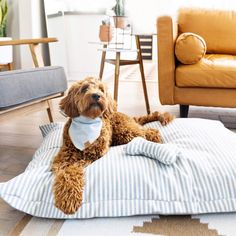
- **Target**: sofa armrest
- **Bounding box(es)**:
[0,38,58,46]
[157,16,178,105]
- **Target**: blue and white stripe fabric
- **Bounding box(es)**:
[125,137,181,165]
[0,118,236,219]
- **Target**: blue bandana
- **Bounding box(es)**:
[69,115,103,151]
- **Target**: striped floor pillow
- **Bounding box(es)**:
[0,118,236,218]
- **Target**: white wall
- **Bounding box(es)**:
[7,0,236,70]
[47,14,111,80]
[7,0,49,69]
[30,0,50,66]
[7,0,21,69]
[18,0,34,68]
[127,0,236,34]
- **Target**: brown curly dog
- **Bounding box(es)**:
[52,77,174,214]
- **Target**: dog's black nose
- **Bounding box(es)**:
[92,93,100,101]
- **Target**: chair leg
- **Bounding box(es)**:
[180,105,189,118]
[29,43,44,67]
[47,100,54,122]
[8,63,13,70]
[135,35,150,115]
[114,51,120,102]
[99,45,107,80]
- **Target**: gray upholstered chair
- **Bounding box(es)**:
[0,66,67,122]
[0,37,68,123]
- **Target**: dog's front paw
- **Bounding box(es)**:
[158,112,175,126]
[54,191,83,215]
[53,164,85,214]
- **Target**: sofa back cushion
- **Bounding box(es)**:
[175,32,207,64]
[178,8,236,54]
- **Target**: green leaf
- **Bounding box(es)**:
[2,11,7,25]
[0,6,2,25]
[0,0,7,35]
[0,25,4,37]
[112,0,125,16]
[3,0,7,15]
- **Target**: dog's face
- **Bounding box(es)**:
[60,77,115,119]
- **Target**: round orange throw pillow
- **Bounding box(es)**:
[175,32,207,64]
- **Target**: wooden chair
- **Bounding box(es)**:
[0,38,67,123]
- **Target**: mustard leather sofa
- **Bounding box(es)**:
[157,9,236,117]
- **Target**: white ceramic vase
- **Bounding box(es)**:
[0,37,13,64]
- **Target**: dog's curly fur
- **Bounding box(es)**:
[52,77,174,214]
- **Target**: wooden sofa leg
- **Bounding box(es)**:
[47,100,54,123]
[180,105,189,118]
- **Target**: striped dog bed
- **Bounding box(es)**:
[0,118,236,218]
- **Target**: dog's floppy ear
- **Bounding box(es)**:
[60,85,80,118]
[103,93,117,118]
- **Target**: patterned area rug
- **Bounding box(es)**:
[9,213,236,236]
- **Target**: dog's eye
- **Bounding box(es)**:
[81,85,89,93]
[99,86,104,93]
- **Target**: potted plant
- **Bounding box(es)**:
[0,0,12,66]
[112,0,126,29]
[99,18,113,42]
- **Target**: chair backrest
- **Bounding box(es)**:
[178,8,236,54]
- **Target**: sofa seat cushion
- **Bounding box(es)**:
[0,66,67,110]
[176,54,236,88]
